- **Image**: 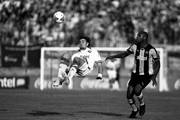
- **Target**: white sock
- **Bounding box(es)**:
[67,67,77,89]
[68,67,77,80]
[68,80,73,89]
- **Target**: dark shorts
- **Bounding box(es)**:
[128,73,153,89]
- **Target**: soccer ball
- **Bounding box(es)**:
[53,11,64,23]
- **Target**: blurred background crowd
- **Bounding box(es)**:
[0,0,180,47]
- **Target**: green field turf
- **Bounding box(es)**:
[0,89,180,120]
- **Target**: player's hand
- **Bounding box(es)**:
[96,73,103,80]
[151,76,157,86]
[152,80,157,86]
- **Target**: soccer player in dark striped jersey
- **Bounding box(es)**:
[106,31,160,118]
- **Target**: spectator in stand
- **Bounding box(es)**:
[0,0,180,46]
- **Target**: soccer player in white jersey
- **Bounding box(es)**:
[58,36,103,89]
[106,31,160,118]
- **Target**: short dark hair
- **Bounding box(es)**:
[138,31,148,40]
[79,36,91,47]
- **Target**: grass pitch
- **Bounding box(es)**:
[0,89,180,120]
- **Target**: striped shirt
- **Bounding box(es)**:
[127,44,159,75]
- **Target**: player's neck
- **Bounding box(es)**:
[79,47,89,51]
[139,42,148,49]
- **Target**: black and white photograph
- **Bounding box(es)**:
[0,0,180,120]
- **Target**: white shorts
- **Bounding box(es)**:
[77,62,91,76]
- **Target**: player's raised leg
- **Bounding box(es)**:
[53,63,69,88]
[65,57,89,89]
[66,66,77,89]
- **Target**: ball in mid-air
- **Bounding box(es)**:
[54,11,64,23]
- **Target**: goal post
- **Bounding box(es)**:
[40,47,168,91]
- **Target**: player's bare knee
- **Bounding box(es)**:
[134,85,143,96]
[127,86,134,99]
[134,89,142,96]
[127,98,135,105]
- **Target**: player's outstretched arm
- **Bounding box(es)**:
[151,58,160,86]
[106,50,132,60]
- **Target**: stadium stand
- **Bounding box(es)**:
[0,0,180,47]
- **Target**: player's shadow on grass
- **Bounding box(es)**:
[0,109,8,111]
[27,110,73,116]
[76,111,127,117]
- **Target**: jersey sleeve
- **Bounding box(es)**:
[149,48,160,61]
[127,44,136,54]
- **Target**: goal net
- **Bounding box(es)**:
[40,47,168,92]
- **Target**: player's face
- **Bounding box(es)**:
[79,39,88,49]
[135,33,146,44]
